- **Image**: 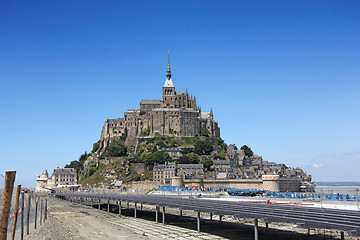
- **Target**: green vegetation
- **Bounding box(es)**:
[140,151,172,164]
[80,163,106,186]
[215,149,226,159]
[241,145,254,157]
[102,140,127,157]
[142,127,151,136]
[200,127,210,137]
[65,160,83,174]
[91,141,100,154]
[194,139,213,155]
[182,137,198,145]
[200,157,213,171]
[210,136,227,150]
[64,151,89,174]
[166,137,178,147]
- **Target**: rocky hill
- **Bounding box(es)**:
[65,134,227,188]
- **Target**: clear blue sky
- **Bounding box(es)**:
[1,1,359,188]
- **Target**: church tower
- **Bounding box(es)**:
[162,55,176,108]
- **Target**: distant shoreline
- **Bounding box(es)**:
[316,182,360,186]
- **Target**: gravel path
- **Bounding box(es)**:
[24,198,154,240]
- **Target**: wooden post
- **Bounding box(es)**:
[197,212,201,232]
[44,200,48,221]
[34,197,38,229]
[26,195,31,235]
[40,199,43,225]
[11,185,21,240]
[162,207,165,225]
[118,201,121,215]
[21,192,24,240]
[0,170,16,240]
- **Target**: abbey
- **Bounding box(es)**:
[97,56,220,154]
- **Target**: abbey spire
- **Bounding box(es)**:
[163,54,174,88]
[166,54,171,80]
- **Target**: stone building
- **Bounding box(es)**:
[97,56,220,155]
[177,164,204,180]
[153,162,176,184]
[36,168,79,192]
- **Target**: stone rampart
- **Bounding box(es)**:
[122,181,159,192]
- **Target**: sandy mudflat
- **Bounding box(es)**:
[24,197,153,240]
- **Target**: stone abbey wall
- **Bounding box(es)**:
[96,59,220,153]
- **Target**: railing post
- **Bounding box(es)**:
[34,197,38,229]
[197,212,201,232]
[118,201,122,215]
[21,192,24,240]
[45,200,48,221]
[40,199,43,225]
[98,199,101,210]
[134,203,137,218]
[162,207,165,225]
[219,215,222,222]
[254,219,259,240]
[180,209,182,217]
[11,185,21,240]
[155,206,159,223]
[107,200,110,212]
[341,231,344,240]
[26,194,31,235]
[210,212,212,220]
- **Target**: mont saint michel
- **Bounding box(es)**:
[97,56,220,151]
[35,56,314,194]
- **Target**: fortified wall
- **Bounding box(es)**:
[177,175,302,192]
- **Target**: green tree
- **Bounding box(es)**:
[65,160,83,174]
[194,139,213,155]
[215,149,226,159]
[200,128,210,137]
[240,145,254,157]
[186,153,200,164]
[79,151,88,164]
[91,141,100,154]
[200,157,213,171]
[106,140,128,157]
[141,151,171,164]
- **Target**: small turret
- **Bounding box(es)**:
[41,170,49,178]
[210,108,213,119]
